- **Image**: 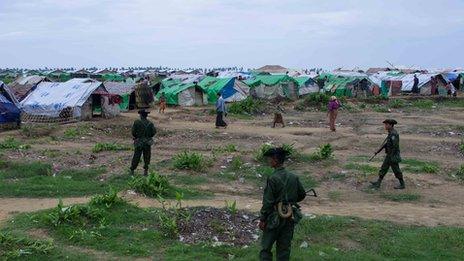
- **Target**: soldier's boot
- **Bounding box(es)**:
[394,178,405,189]
[143,169,148,176]
[370,176,383,189]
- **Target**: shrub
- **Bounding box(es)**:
[46,199,103,227]
[89,188,125,208]
[212,144,238,154]
[225,200,238,215]
[0,137,31,150]
[295,93,331,111]
[310,144,333,161]
[128,172,170,197]
[0,233,54,259]
[459,140,464,154]
[229,156,244,171]
[173,151,209,171]
[92,142,131,153]
[228,97,266,115]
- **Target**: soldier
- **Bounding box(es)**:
[370,119,405,189]
[130,109,156,176]
[259,148,306,261]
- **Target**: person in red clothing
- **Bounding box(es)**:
[327,96,341,132]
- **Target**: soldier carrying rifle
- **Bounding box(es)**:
[370,119,405,190]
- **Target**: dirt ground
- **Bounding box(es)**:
[1,102,463,227]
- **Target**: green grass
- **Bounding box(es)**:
[388,99,405,108]
[4,206,464,260]
[371,104,390,113]
[345,163,377,175]
[454,165,464,182]
[459,139,464,154]
[402,158,440,174]
[0,161,131,197]
[411,99,434,109]
[381,193,421,202]
[92,142,131,153]
[0,137,31,150]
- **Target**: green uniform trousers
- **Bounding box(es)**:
[379,157,403,180]
[260,219,295,261]
[130,145,151,171]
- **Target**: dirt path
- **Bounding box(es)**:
[2,193,463,227]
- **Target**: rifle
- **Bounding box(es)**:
[252,188,318,222]
[369,136,388,162]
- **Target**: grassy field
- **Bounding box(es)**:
[2,196,463,260]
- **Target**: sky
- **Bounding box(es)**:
[0,0,463,69]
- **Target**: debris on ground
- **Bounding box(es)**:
[177,207,260,246]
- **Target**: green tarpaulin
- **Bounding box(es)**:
[156,79,197,105]
[119,94,130,111]
[198,76,233,104]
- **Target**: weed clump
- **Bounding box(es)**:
[228,97,266,115]
[129,172,170,197]
[309,143,333,161]
[459,140,464,154]
[388,99,405,108]
[173,151,209,171]
[411,100,434,109]
[89,188,125,208]
[46,199,104,227]
[0,137,31,150]
[92,142,131,153]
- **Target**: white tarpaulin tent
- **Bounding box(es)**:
[369,72,442,92]
[20,78,105,118]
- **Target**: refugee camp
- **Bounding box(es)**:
[1,1,464,260]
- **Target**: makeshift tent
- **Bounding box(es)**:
[8,75,50,101]
[293,76,319,96]
[198,76,249,103]
[104,82,137,111]
[245,75,299,99]
[369,72,449,95]
[0,81,20,126]
[316,73,374,97]
[20,78,118,121]
[156,79,206,106]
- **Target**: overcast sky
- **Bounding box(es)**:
[1,0,463,69]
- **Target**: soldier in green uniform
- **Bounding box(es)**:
[259,148,306,261]
[370,119,405,189]
[130,109,156,176]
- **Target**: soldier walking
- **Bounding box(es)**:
[259,148,306,261]
[370,119,405,189]
[130,109,156,176]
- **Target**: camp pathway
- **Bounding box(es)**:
[2,193,464,228]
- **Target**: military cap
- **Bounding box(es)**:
[383,119,397,125]
[138,109,150,115]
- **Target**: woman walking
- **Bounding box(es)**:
[327,96,340,132]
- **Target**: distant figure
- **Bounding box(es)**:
[272,105,285,128]
[430,76,438,95]
[412,75,419,94]
[159,93,167,113]
[130,109,156,176]
[449,82,457,97]
[215,93,227,128]
[327,96,341,132]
